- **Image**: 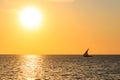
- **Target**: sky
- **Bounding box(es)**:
[0,0,120,55]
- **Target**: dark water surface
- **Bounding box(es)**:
[0,55,120,80]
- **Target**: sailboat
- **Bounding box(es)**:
[83,48,92,57]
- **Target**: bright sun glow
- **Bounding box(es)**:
[19,6,43,30]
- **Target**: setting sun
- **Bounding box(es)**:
[19,6,43,30]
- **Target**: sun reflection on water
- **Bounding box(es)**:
[20,55,42,80]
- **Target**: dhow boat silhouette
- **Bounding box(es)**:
[83,48,92,57]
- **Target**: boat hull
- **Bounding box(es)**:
[83,55,92,57]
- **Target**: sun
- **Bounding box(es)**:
[19,6,43,30]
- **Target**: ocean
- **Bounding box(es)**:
[0,55,120,80]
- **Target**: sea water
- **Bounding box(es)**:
[0,55,120,80]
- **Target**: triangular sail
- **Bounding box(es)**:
[83,48,89,57]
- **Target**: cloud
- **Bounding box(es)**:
[48,0,75,2]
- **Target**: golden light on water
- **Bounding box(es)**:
[21,55,42,79]
[25,55,38,59]
[19,6,43,30]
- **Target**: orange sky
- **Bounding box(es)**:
[0,0,120,55]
